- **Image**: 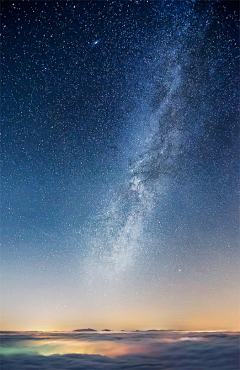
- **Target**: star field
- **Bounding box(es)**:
[1,0,239,332]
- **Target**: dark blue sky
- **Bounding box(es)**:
[1,0,239,331]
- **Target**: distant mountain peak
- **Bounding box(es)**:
[73,328,97,332]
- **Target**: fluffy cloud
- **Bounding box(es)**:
[1,331,239,370]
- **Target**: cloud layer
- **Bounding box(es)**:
[1,331,239,370]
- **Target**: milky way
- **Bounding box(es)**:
[1,1,239,332]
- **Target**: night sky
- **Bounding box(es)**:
[1,0,239,332]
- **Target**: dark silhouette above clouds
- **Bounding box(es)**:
[73,328,97,332]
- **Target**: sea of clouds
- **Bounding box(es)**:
[1,330,239,370]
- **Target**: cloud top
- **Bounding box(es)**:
[1,330,239,370]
